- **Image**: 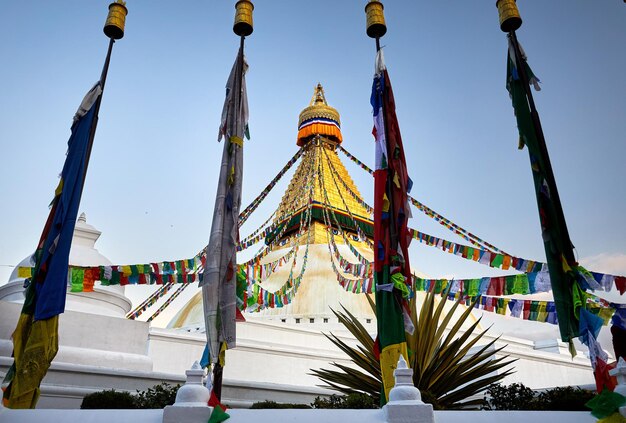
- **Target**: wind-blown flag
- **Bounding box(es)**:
[505,38,579,348]
[2,83,102,408]
[201,45,249,366]
[371,50,414,404]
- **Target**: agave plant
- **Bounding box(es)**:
[310,290,516,409]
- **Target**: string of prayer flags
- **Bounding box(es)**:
[409,229,625,295]
[322,148,375,249]
[146,283,190,322]
[127,283,175,320]
[14,253,205,294]
[238,148,304,226]
[241,149,318,312]
[236,212,275,251]
[337,144,510,255]
[414,272,549,296]
[410,228,542,273]
[239,150,318,263]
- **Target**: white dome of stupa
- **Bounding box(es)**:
[1,212,132,317]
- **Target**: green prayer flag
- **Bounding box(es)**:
[208,406,230,423]
[110,270,120,285]
[490,254,504,269]
[506,40,579,344]
[505,275,516,295]
[467,279,480,297]
[585,389,626,420]
[514,274,529,294]
[70,268,84,293]
[99,267,110,286]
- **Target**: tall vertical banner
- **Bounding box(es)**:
[2,84,102,408]
[201,45,249,365]
[371,50,414,404]
[505,38,579,348]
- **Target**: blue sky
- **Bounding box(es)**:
[1,1,625,316]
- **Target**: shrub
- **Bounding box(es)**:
[484,383,535,410]
[80,389,137,409]
[484,383,596,411]
[250,400,311,409]
[312,393,378,409]
[535,386,595,411]
[135,382,180,409]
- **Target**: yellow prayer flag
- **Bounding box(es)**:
[17,267,32,278]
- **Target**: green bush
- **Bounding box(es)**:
[80,389,137,409]
[484,383,595,411]
[80,382,181,409]
[312,393,377,409]
[484,383,535,410]
[250,400,311,409]
[535,386,595,411]
[135,382,180,409]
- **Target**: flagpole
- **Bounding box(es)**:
[367,2,398,250]
[212,40,241,402]
[505,30,575,264]
[208,1,254,402]
[82,1,128,185]
[496,0,580,349]
[366,1,417,405]
[82,38,113,183]
[2,2,128,409]
[496,2,576,268]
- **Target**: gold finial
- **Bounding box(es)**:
[234,0,254,37]
[496,0,522,32]
[365,0,387,39]
[104,0,128,40]
[310,83,328,106]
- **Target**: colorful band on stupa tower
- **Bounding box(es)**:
[297,84,343,147]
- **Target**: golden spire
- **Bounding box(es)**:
[272,87,372,249]
[297,84,342,147]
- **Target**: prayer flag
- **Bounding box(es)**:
[371,50,413,405]
[201,45,249,366]
[506,38,579,347]
[2,83,102,408]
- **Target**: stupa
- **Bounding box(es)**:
[0,88,597,409]
[169,84,381,329]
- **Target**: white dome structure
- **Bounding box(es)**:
[0,212,131,317]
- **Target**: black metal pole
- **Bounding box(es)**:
[212,362,224,401]
[508,31,575,263]
[82,37,115,185]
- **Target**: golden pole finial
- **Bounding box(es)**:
[234,0,254,37]
[496,0,522,32]
[365,0,387,39]
[103,0,128,39]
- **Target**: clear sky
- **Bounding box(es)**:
[0,1,625,327]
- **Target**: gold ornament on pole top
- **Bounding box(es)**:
[234,0,254,37]
[365,0,386,39]
[104,0,128,39]
[496,0,522,32]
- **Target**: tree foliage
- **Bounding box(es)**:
[484,383,596,411]
[80,382,180,409]
[80,389,137,409]
[134,382,180,409]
